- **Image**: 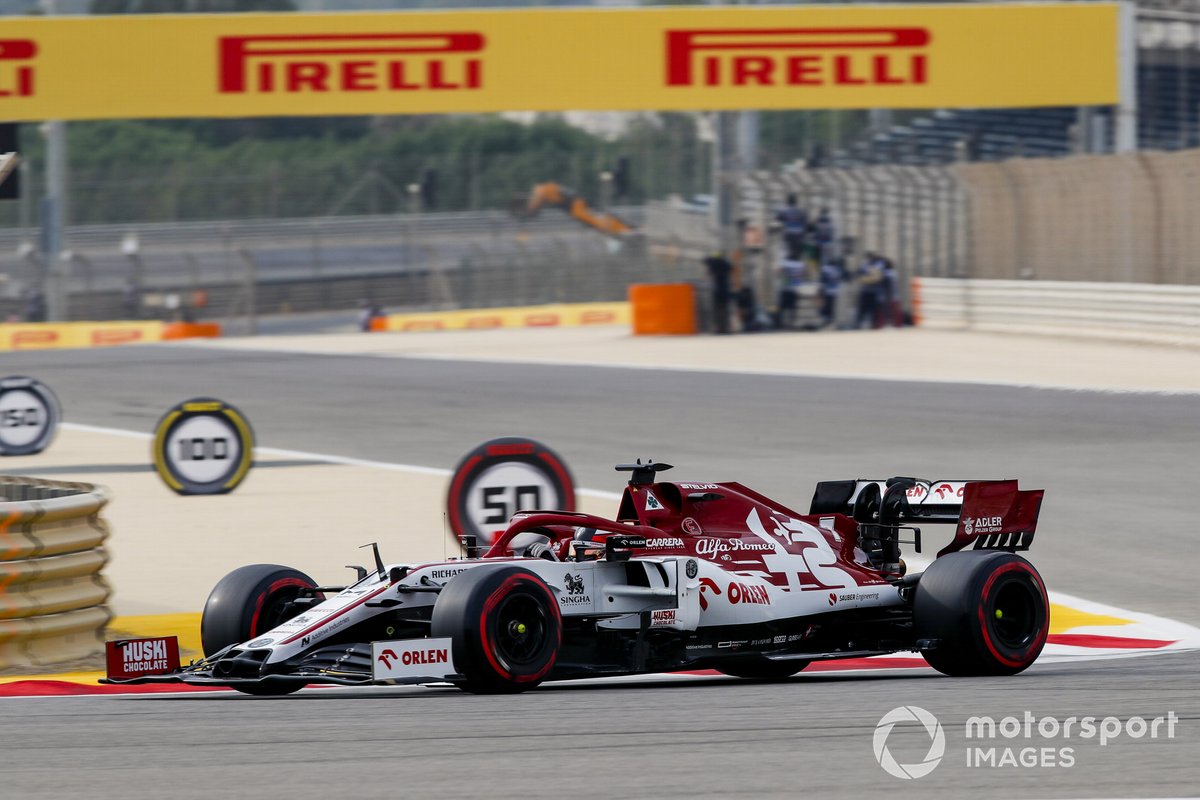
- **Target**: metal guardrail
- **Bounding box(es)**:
[0,478,112,669]
[914,277,1200,346]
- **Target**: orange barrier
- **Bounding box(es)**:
[628,283,697,336]
[910,277,924,327]
[162,322,222,340]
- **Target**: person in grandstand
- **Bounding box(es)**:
[819,257,846,329]
[774,194,808,260]
[855,252,886,329]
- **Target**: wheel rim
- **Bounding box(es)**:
[254,587,306,637]
[990,579,1039,650]
[492,593,550,668]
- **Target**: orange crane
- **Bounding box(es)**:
[514,182,634,238]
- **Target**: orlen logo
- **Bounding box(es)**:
[0,39,36,98]
[377,646,449,669]
[665,27,929,89]
[218,32,484,95]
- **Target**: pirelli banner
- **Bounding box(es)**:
[0,3,1120,121]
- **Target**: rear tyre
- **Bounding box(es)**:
[431,566,561,694]
[715,658,810,680]
[913,551,1048,677]
[201,563,322,656]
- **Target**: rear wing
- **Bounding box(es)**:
[810,477,1044,557]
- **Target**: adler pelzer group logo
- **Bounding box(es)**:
[217,31,485,95]
[664,27,929,88]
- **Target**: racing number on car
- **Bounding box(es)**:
[746,508,856,591]
[482,485,542,524]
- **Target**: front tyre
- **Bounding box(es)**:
[201,563,322,657]
[914,551,1048,677]
[431,566,561,694]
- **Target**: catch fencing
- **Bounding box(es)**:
[0,207,695,324]
[915,277,1200,347]
[0,478,112,669]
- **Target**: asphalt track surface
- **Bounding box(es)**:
[3,342,1198,798]
[2,654,1196,799]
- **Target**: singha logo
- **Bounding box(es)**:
[564,573,585,595]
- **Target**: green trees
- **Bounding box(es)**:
[2,113,713,224]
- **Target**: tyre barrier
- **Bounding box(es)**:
[0,477,113,669]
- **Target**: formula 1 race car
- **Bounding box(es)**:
[103,461,1047,694]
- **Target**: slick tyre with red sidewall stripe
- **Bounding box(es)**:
[914,551,1049,677]
[431,566,562,694]
[201,564,323,657]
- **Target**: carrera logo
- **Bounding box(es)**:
[218,32,485,95]
[665,27,929,89]
[645,537,684,548]
[0,39,36,98]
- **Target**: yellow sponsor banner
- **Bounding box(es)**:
[378,302,630,333]
[0,321,163,350]
[0,3,1118,122]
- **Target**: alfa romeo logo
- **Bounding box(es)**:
[873,705,945,780]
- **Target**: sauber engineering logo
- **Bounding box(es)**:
[0,39,36,98]
[665,27,929,88]
[218,32,485,95]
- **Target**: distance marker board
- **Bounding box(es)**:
[447,437,576,545]
[0,376,61,456]
[153,398,254,495]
